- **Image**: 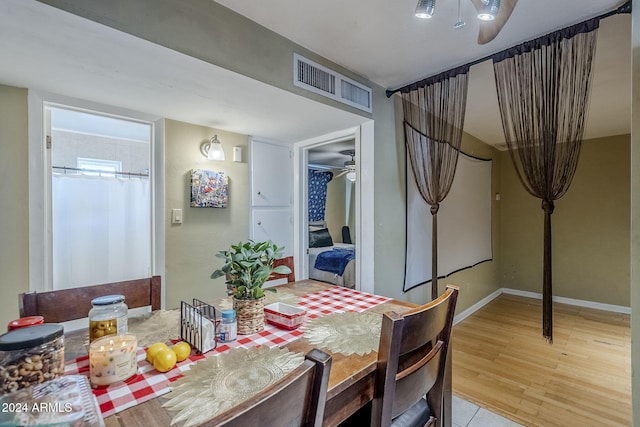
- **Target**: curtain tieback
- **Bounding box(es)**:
[541,200,554,215]
[430,204,440,215]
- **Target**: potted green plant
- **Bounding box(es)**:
[211,240,291,334]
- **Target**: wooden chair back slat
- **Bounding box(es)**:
[271,256,296,283]
[373,285,459,427]
[19,276,162,323]
[203,348,331,427]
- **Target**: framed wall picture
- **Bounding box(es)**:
[190,169,228,208]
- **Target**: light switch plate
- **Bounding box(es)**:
[172,208,183,224]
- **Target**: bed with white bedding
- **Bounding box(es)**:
[308,242,356,289]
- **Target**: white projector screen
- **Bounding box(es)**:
[404,151,493,292]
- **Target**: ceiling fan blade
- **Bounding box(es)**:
[470,0,518,45]
[334,170,348,178]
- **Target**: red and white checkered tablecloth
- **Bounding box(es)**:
[64,286,390,418]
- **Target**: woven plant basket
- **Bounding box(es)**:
[233,296,265,335]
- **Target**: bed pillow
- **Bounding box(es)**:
[309,228,334,248]
[308,220,327,232]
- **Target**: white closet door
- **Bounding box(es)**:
[250,140,292,206]
[249,138,293,255]
[252,209,293,256]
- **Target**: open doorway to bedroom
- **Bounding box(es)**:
[294,127,363,291]
[294,122,374,294]
[306,139,357,289]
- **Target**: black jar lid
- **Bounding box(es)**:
[0,324,63,351]
[91,294,125,306]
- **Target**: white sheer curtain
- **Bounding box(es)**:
[52,174,151,289]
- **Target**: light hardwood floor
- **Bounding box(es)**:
[452,293,631,427]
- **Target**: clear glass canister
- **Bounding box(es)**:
[88,294,128,342]
[0,324,65,395]
[219,310,237,343]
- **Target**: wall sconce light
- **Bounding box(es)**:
[200,135,225,161]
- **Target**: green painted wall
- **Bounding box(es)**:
[164,119,250,310]
[500,135,630,307]
[0,85,29,327]
[36,0,373,119]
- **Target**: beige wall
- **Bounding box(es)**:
[0,85,29,327]
[164,120,250,310]
[325,176,356,244]
[500,135,630,307]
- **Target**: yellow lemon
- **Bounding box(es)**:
[153,348,177,373]
[146,342,169,363]
[172,342,191,362]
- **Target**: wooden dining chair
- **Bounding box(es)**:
[372,285,459,427]
[270,255,296,283]
[203,348,332,427]
[18,276,162,323]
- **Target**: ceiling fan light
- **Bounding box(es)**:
[477,0,500,21]
[346,171,356,182]
[415,0,435,19]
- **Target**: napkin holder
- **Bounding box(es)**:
[180,299,217,354]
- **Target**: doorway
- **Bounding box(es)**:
[306,139,357,288]
[293,123,374,294]
[28,91,165,295]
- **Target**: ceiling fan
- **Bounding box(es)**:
[333,150,357,182]
[415,0,518,45]
[309,150,357,181]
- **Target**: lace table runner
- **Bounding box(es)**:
[301,311,383,356]
[162,347,303,426]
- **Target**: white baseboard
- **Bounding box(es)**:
[453,287,630,325]
[453,289,502,325]
[501,288,631,314]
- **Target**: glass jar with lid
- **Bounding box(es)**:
[0,324,65,395]
[88,294,128,342]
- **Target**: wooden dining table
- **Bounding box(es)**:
[66,280,417,427]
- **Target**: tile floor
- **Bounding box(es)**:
[453,395,524,427]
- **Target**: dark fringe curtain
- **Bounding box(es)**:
[492,19,599,342]
[401,65,469,300]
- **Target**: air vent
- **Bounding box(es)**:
[294,54,372,113]
[341,79,371,111]
[297,59,336,95]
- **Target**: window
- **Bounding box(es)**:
[76,157,122,177]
